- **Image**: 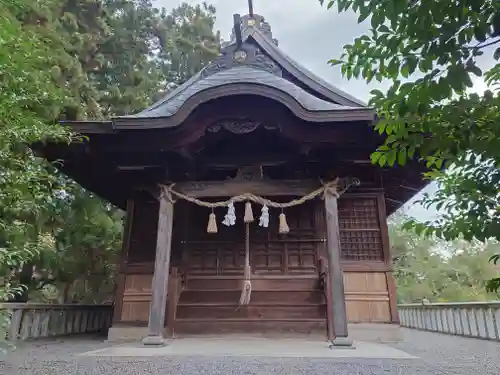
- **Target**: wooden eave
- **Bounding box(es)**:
[64,103,374,134]
[111,82,374,130]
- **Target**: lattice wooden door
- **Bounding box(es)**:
[181,202,321,275]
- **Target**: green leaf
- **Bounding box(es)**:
[358,8,371,23]
[407,146,416,159]
[468,65,483,77]
[370,151,382,164]
[353,64,361,77]
[486,278,500,293]
[493,11,500,36]
[378,153,387,166]
[387,57,400,77]
[387,150,397,166]
[403,56,418,76]
[371,12,383,29]
[494,47,500,60]
[473,25,487,42]
[328,58,343,66]
[397,149,407,166]
[378,24,391,33]
[370,89,385,99]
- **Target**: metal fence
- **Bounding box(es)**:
[0,303,113,341]
[399,302,500,341]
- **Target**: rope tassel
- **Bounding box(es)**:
[238,223,252,308]
[207,210,218,233]
[279,212,290,234]
[239,279,252,306]
[240,251,252,306]
[244,201,254,223]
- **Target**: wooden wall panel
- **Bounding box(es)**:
[344,271,391,323]
[120,274,152,323]
[127,196,184,268]
[113,198,134,324]
[128,195,159,263]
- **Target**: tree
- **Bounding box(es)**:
[0,0,221,347]
[155,1,220,86]
[71,0,220,118]
[320,0,500,290]
[1,0,221,305]
[0,0,72,347]
[44,0,221,298]
[390,215,500,303]
[32,185,123,304]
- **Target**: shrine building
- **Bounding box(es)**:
[37,7,425,346]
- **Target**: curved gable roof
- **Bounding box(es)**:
[113,67,374,129]
[112,22,372,129]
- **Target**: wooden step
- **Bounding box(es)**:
[177,303,326,319]
[174,318,327,336]
[179,289,325,304]
[186,275,319,291]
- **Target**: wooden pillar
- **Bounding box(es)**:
[324,191,353,347]
[142,191,174,346]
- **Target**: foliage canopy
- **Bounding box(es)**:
[320,0,500,290]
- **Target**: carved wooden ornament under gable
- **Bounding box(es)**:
[207,119,278,135]
[200,43,282,79]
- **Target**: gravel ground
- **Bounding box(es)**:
[1,329,499,375]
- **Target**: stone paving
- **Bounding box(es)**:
[1,328,499,374]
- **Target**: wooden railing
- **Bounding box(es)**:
[318,257,334,340]
[399,302,500,341]
[0,303,113,341]
[166,267,186,337]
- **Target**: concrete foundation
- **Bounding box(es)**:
[107,323,402,343]
[348,323,403,343]
[81,336,415,359]
[107,326,149,343]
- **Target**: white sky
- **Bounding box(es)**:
[155,0,492,220]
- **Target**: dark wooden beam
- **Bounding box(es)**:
[86,119,377,154]
[386,197,404,206]
[173,179,321,198]
[399,184,421,192]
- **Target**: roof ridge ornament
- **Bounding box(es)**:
[226,0,278,47]
[233,14,243,48]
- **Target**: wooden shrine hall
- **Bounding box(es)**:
[37,4,425,347]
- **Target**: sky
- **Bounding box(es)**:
[155,0,492,221]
